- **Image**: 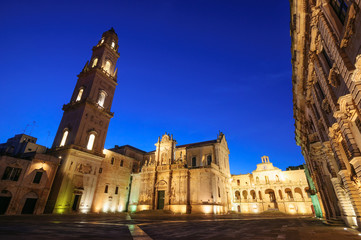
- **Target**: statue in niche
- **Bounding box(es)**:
[353,55,361,82]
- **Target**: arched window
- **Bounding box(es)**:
[275,175,279,182]
[235,191,240,200]
[256,177,259,183]
[111,41,115,48]
[76,88,83,102]
[104,60,111,73]
[237,179,240,186]
[97,91,107,107]
[60,130,68,147]
[87,133,96,150]
[92,58,98,68]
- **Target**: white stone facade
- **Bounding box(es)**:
[231,156,313,214]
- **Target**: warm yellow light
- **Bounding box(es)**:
[76,88,83,102]
[202,205,212,214]
[87,134,95,150]
[91,58,98,68]
[60,130,68,147]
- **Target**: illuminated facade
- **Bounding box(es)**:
[128,132,232,214]
[0,28,319,216]
[231,156,313,214]
[291,0,361,227]
[45,28,121,214]
[0,134,60,215]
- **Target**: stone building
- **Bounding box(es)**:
[291,0,361,227]
[0,28,317,216]
[128,132,232,214]
[231,156,314,214]
[0,134,60,215]
[45,28,122,214]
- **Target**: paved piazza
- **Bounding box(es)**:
[0,213,360,239]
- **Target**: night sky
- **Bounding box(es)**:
[0,0,304,174]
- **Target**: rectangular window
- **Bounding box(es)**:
[115,186,119,195]
[99,168,103,173]
[322,49,333,69]
[207,155,212,165]
[33,172,43,184]
[192,157,197,167]
[2,167,22,181]
[104,185,108,193]
[120,160,124,167]
[111,157,114,165]
[330,0,348,24]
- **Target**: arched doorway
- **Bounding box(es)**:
[242,190,248,200]
[21,192,38,214]
[0,190,12,215]
[250,190,256,201]
[265,189,278,209]
[237,205,241,213]
[155,180,167,210]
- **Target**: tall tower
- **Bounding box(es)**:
[46,29,120,214]
[52,28,119,155]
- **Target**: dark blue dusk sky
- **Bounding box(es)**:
[0,0,303,174]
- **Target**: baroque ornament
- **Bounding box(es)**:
[341,3,358,48]
[328,64,340,88]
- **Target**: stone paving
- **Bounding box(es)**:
[0,213,360,239]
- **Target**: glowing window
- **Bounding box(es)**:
[92,58,98,68]
[111,41,115,48]
[60,130,68,147]
[100,39,104,44]
[87,133,95,150]
[98,91,106,107]
[76,88,83,102]
[104,60,111,73]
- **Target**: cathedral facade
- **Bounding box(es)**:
[128,132,232,214]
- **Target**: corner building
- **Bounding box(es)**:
[291,0,361,227]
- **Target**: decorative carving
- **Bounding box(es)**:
[341,3,358,48]
[315,35,323,54]
[328,64,340,88]
[352,55,361,82]
[76,163,93,174]
[321,99,331,114]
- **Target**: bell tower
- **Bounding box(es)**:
[46,29,120,214]
[52,28,120,155]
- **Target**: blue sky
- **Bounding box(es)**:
[0,0,304,174]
